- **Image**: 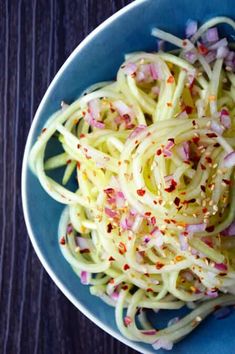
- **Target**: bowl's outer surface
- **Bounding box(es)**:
[22,0,235,353]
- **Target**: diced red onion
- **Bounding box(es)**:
[66,224,73,234]
[186,223,206,233]
[144,236,151,244]
[112,100,133,118]
[178,141,189,160]
[217,46,229,59]
[123,62,137,75]
[165,140,175,150]
[185,19,197,38]
[76,237,91,250]
[141,329,157,335]
[209,38,228,50]
[84,112,105,129]
[214,263,228,272]
[177,110,188,119]
[205,50,216,63]
[124,316,132,326]
[183,49,198,64]
[220,109,231,129]
[179,233,188,251]
[81,271,90,285]
[182,271,194,282]
[88,99,100,120]
[210,121,224,135]
[110,291,119,300]
[149,63,159,80]
[105,207,118,218]
[152,338,173,350]
[128,124,147,139]
[164,174,174,187]
[205,28,219,42]
[116,191,125,208]
[223,151,235,168]
[136,70,146,82]
[221,220,235,236]
[206,290,218,298]
[167,317,179,327]
[163,149,172,157]
[152,230,164,247]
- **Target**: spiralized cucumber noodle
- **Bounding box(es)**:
[30,17,235,350]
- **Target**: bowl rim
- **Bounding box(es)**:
[21,0,152,353]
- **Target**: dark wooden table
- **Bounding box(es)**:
[0,1,139,353]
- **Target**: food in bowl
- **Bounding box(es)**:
[29,16,235,350]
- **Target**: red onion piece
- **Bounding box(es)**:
[215,263,228,272]
[178,142,189,160]
[123,62,137,75]
[179,233,188,251]
[210,121,224,135]
[149,63,159,80]
[217,46,229,59]
[141,329,157,335]
[81,271,89,285]
[152,338,173,350]
[136,71,146,82]
[220,109,231,129]
[66,224,73,234]
[105,207,118,218]
[112,100,134,118]
[128,124,147,139]
[186,223,206,233]
[223,151,235,168]
[221,221,235,236]
[110,291,119,300]
[88,99,100,120]
[206,290,218,298]
[124,316,132,326]
[76,237,91,250]
[209,38,228,50]
[205,50,216,63]
[84,112,104,129]
[185,19,197,38]
[183,49,198,64]
[206,28,219,42]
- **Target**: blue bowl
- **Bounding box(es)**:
[22,0,235,353]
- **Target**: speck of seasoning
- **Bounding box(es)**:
[118,242,127,255]
[109,256,115,261]
[77,144,81,149]
[200,163,206,170]
[192,136,200,144]
[123,264,130,271]
[147,288,154,292]
[137,189,146,196]
[41,128,47,133]
[206,225,215,232]
[206,133,217,138]
[122,285,129,290]
[107,223,113,233]
[60,236,66,245]
[167,75,175,84]
[174,197,180,206]
[222,179,231,186]
[156,262,164,269]
[167,102,173,107]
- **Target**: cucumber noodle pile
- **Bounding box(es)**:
[30,17,235,350]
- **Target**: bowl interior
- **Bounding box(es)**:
[22,0,235,353]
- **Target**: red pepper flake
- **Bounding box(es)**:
[168,138,175,143]
[77,144,81,149]
[151,216,156,225]
[107,223,113,233]
[182,40,188,46]
[198,43,209,55]
[104,188,115,196]
[153,200,158,205]
[167,102,172,107]
[187,198,196,204]
[122,285,129,290]
[200,163,206,170]
[214,142,220,147]
[205,157,212,163]
[156,262,164,269]
[137,189,146,196]
[145,211,151,217]
[80,249,90,254]
[167,75,175,84]
[123,264,130,271]
[192,120,196,126]
[147,132,151,137]
[147,288,153,292]
[109,256,115,261]
[109,279,115,284]
[118,242,127,255]
[42,127,47,133]
[206,133,217,138]
[174,197,180,206]
[156,149,162,156]
[201,185,206,192]
[80,133,86,138]
[60,236,66,245]
[202,207,208,213]
[77,162,81,169]
[185,106,193,114]
[192,136,200,144]
[164,219,171,224]
[164,179,177,193]
[222,179,231,186]
[206,225,215,233]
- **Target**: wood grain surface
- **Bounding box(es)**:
[0,1,139,353]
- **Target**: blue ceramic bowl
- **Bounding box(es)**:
[22,1,235,353]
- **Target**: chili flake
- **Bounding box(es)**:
[167,75,175,84]
[107,223,113,233]
[206,133,217,138]
[156,149,162,156]
[174,197,180,206]
[118,242,127,255]
[206,225,215,233]
[156,262,164,269]
[60,236,66,245]
[109,256,115,261]
[124,316,132,326]
[123,264,130,271]
[137,189,146,196]
[165,179,177,193]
